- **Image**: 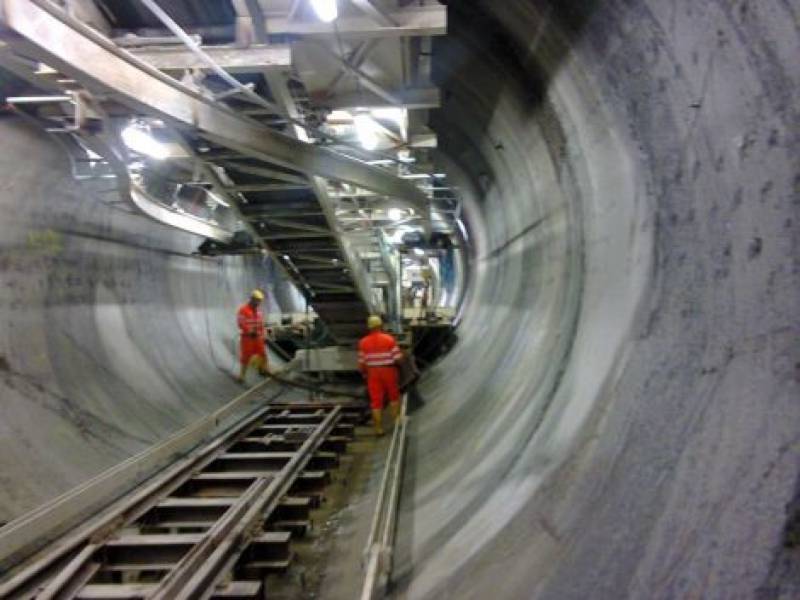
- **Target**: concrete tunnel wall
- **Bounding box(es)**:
[0,0,796,597]
[0,119,302,524]
[395,1,798,599]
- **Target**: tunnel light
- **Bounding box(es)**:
[121,124,169,160]
[310,0,337,22]
[354,113,379,151]
[388,208,404,221]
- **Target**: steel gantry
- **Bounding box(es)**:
[0,0,449,343]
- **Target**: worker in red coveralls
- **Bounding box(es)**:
[358,315,403,436]
[236,289,268,383]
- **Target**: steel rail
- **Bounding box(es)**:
[360,394,409,600]
[0,379,283,597]
[6,403,346,599]
[154,407,341,599]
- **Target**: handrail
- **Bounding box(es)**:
[360,394,409,600]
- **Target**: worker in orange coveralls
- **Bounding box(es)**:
[236,289,268,383]
[358,315,403,436]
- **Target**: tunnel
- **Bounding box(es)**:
[0,0,798,598]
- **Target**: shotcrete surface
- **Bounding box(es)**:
[0,119,296,523]
[0,0,798,598]
[393,1,799,599]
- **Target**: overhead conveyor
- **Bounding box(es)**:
[0,0,441,343]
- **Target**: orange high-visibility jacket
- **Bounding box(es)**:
[358,331,402,373]
[237,303,265,359]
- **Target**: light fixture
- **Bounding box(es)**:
[121,123,169,160]
[354,113,380,151]
[387,208,404,221]
[310,0,337,22]
[413,247,426,256]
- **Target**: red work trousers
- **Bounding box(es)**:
[366,366,400,409]
[240,337,266,366]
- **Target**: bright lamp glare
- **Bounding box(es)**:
[310,0,337,22]
[121,125,169,160]
[413,247,426,256]
[388,208,404,221]
[354,114,379,151]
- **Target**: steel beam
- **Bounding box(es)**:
[226,183,310,192]
[128,44,290,73]
[0,0,432,223]
[349,0,398,27]
[219,161,309,185]
[265,6,447,38]
[321,87,441,110]
[261,218,332,234]
[322,39,378,94]
[231,0,267,45]
[309,41,402,105]
[261,232,334,240]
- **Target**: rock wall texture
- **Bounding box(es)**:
[396,1,799,598]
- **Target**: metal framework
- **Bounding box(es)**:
[0,400,363,599]
[265,5,446,38]
[126,44,291,72]
[0,0,444,342]
[0,0,456,341]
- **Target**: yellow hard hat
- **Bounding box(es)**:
[251,289,265,301]
[367,315,383,329]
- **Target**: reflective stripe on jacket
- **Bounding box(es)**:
[358,331,402,369]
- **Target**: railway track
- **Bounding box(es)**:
[0,400,367,599]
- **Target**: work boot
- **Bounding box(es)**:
[372,409,384,437]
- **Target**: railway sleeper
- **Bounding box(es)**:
[2,405,350,597]
[74,580,263,599]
